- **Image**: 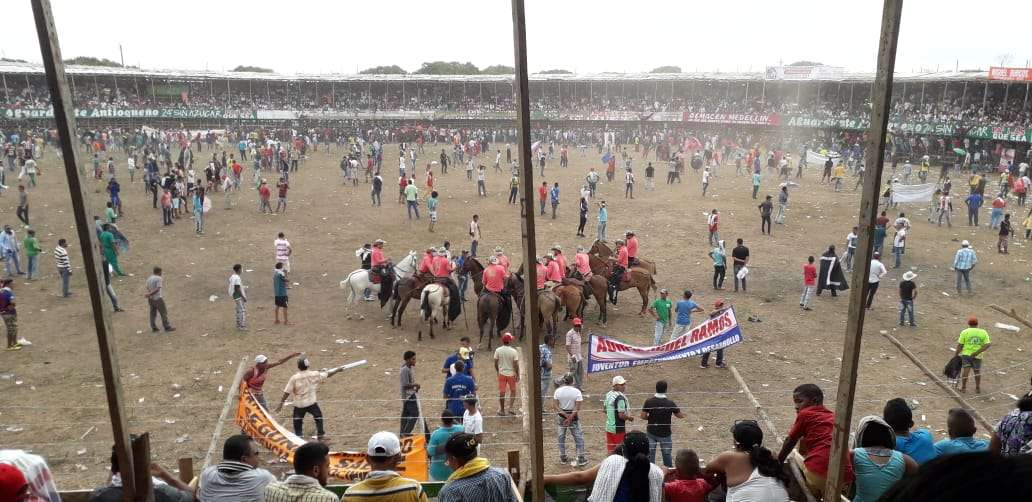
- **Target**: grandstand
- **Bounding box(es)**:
[1,61,1030,142]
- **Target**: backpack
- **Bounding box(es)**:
[943,355,962,383]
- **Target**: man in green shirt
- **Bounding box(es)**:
[956,316,991,393]
[404,180,420,220]
[99,224,126,276]
[23,229,41,281]
[604,375,632,453]
[649,288,673,345]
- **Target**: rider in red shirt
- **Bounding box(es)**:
[418,248,435,275]
[535,258,548,290]
[432,250,452,279]
[545,255,564,287]
[625,231,639,266]
[483,257,507,293]
[551,245,567,276]
[608,240,630,304]
[574,246,592,280]
[494,246,511,276]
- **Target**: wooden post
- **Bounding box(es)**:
[507,450,522,484]
[131,434,153,502]
[881,333,994,432]
[825,0,903,497]
[201,358,248,472]
[509,1,545,501]
[29,2,140,500]
[177,457,194,484]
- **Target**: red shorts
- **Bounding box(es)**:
[498,374,517,394]
[605,432,625,453]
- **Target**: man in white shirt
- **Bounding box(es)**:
[228,264,247,330]
[461,395,483,448]
[274,232,292,272]
[553,373,587,466]
[565,320,584,390]
[892,228,907,269]
[865,252,888,310]
[701,167,711,196]
[468,215,481,257]
[276,357,343,440]
[493,333,520,415]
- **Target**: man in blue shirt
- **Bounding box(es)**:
[550,183,561,219]
[964,192,983,226]
[273,262,289,325]
[884,397,938,464]
[671,289,702,340]
[442,339,475,381]
[934,408,988,456]
[443,360,476,416]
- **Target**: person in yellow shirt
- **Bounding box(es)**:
[1023,209,1032,240]
[955,316,991,393]
[832,162,847,192]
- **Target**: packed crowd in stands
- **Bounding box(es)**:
[3,74,1031,128]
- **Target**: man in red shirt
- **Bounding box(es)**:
[494,246,510,275]
[258,180,271,213]
[275,176,289,213]
[625,231,639,266]
[573,245,592,281]
[608,240,629,304]
[242,352,300,409]
[538,182,548,216]
[778,384,855,498]
[483,256,506,294]
[801,256,817,311]
[544,254,563,288]
[534,257,548,290]
[418,248,435,276]
[551,244,567,276]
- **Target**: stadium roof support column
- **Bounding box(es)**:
[509,0,545,499]
[29,1,144,501]
[961,82,967,109]
[1,74,7,102]
[1024,83,1029,110]
[982,81,989,109]
[825,0,903,497]
[849,83,854,110]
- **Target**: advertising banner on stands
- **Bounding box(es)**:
[235,383,428,481]
[988,67,1032,81]
[765,65,845,80]
[587,308,742,373]
[682,112,779,126]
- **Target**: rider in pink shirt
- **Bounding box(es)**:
[483,257,507,293]
[418,248,435,275]
[432,252,452,279]
[551,245,568,276]
[545,255,564,285]
[535,259,548,290]
[494,246,511,275]
[625,231,639,266]
[574,247,592,280]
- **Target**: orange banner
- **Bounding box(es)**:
[988,67,1032,81]
[234,384,428,481]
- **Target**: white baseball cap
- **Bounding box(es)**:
[254,355,268,364]
[612,375,627,385]
[367,431,402,457]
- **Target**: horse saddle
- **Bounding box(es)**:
[367,270,382,284]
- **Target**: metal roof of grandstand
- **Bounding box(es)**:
[0,61,994,83]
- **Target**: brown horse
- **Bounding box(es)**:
[476,290,512,350]
[460,257,485,296]
[553,284,585,322]
[589,254,656,315]
[390,272,433,327]
[510,273,562,336]
[590,239,657,275]
[563,265,608,326]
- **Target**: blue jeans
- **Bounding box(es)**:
[597,221,607,241]
[955,268,972,293]
[556,415,586,461]
[3,250,23,276]
[647,433,673,468]
[458,274,469,300]
[899,299,915,325]
[990,208,1003,228]
[541,373,552,415]
[26,255,38,280]
[892,246,903,268]
[58,267,71,296]
[653,321,668,346]
[406,200,420,219]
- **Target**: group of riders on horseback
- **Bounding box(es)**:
[345,231,657,348]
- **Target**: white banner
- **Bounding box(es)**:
[806,149,841,165]
[890,182,937,203]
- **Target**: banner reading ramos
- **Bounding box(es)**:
[234,384,428,481]
[588,307,742,373]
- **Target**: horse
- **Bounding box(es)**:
[563,268,608,326]
[340,250,417,306]
[460,257,485,296]
[590,239,657,275]
[418,283,449,341]
[553,284,585,322]
[589,254,656,315]
[391,270,462,328]
[510,272,562,337]
[476,290,511,350]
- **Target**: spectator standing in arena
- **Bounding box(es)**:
[732,238,749,292]
[276,356,345,441]
[476,165,487,197]
[399,350,421,436]
[604,375,633,453]
[263,442,338,502]
[641,380,684,468]
[54,238,71,298]
[596,201,608,241]
[428,410,464,481]
[649,288,672,345]
[228,264,247,329]
[0,279,17,351]
[242,353,299,410]
[274,232,292,272]
[952,240,977,294]
[144,266,174,333]
[539,333,554,413]
[493,333,520,415]
[405,178,420,219]
[462,395,484,446]
[443,360,476,417]
[565,318,584,389]
[801,256,817,311]
[625,167,636,198]
[898,271,917,327]
[554,373,588,466]
[758,195,774,236]
[537,181,548,215]
[198,434,277,501]
[865,252,887,309]
[956,317,991,393]
[342,432,427,502]
[550,182,561,219]
[273,262,290,325]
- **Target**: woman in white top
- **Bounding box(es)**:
[706,420,790,502]
[542,431,663,502]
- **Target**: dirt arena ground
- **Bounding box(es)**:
[1,135,1030,489]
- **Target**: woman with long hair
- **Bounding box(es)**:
[706,420,790,501]
[587,431,663,501]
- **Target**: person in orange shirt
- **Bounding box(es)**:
[625,231,639,267]
[538,182,548,215]
[573,246,592,281]
[544,254,564,288]
[418,248,436,276]
[551,244,568,276]
[534,257,549,290]
[608,240,629,304]
[483,256,507,294]
[494,246,510,275]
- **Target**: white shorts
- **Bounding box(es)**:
[429,211,438,222]
[277,258,291,273]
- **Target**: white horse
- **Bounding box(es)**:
[418,282,449,341]
[340,250,418,302]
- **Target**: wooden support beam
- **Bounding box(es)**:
[177,457,194,484]
[131,434,153,502]
[29,2,140,500]
[881,333,995,432]
[509,1,545,501]
[825,0,904,497]
[987,304,1032,330]
[201,358,248,472]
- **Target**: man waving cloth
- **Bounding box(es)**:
[817,245,849,297]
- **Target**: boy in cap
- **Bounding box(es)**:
[342,432,427,502]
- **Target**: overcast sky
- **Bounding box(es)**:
[2,0,1029,75]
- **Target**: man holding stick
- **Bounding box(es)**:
[276,356,351,441]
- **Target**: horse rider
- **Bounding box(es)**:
[625,230,639,267]
[534,257,549,290]
[483,256,507,297]
[494,246,511,276]
[572,246,592,281]
[433,245,461,314]
[551,244,568,276]
[355,242,374,301]
[371,239,390,282]
[608,239,629,304]
[544,253,561,289]
[418,247,436,277]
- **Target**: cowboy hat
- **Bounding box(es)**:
[902,271,917,281]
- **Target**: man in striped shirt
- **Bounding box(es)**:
[54,239,71,298]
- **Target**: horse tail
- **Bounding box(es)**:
[342,274,356,302]
[420,287,432,321]
[649,274,657,292]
